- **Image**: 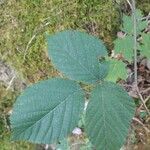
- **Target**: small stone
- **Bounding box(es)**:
[117,31,126,38]
[72,127,82,135]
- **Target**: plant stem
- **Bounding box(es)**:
[131,0,150,115]
[131,0,138,87]
[126,0,132,10]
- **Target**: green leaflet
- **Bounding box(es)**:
[105,59,127,82]
[114,35,134,62]
[85,82,135,150]
[121,14,133,34]
[136,9,148,33]
[10,78,84,144]
[121,9,147,34]
[140,34,150,58]
[47,30,109,84]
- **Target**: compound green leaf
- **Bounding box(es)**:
[140,34,150,58]
[114,35,133,62]
[105,59,127,82]
[47,30,109,84]
[85,82,135,150]
[10,78,84,144]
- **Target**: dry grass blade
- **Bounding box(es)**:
[132,117,150,133]
[137,88,150,116]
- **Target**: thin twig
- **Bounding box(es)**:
[6,75,15,91]
[132,117,150,133]
[145,95,150,103]
[131,0,138,87]
[23,34,37,60]
[137,90,150,115]
[140,13,150,21]
[70,142,84,149]
[138,95,150,112]
[140,87,150,94]
[23,22,51,60]
[126,0,133,10]
[44,144,49,150]
[44,144,55,150]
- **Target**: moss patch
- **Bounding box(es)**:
[0,0,120,83]
[0,133,35,150]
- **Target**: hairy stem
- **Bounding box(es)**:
[131,0,138,87]
[131,0,150,115]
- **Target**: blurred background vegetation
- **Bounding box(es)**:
[0,0,150,149]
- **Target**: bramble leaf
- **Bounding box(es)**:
[10,78,84,144]
[114,35,133,61]
[121,14,133,34]
[121,9,147,34]
[140,34,150,58]
[47,30,109,84]
[105,58,127,82]
[85,82,135,150]
[136,9,148,32]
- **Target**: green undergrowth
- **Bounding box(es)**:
[0,133,35,150]
[137,0,150,14]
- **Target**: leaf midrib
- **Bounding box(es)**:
[13,89,82,137]
[52,41,100,81]
[101,86,107,150]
